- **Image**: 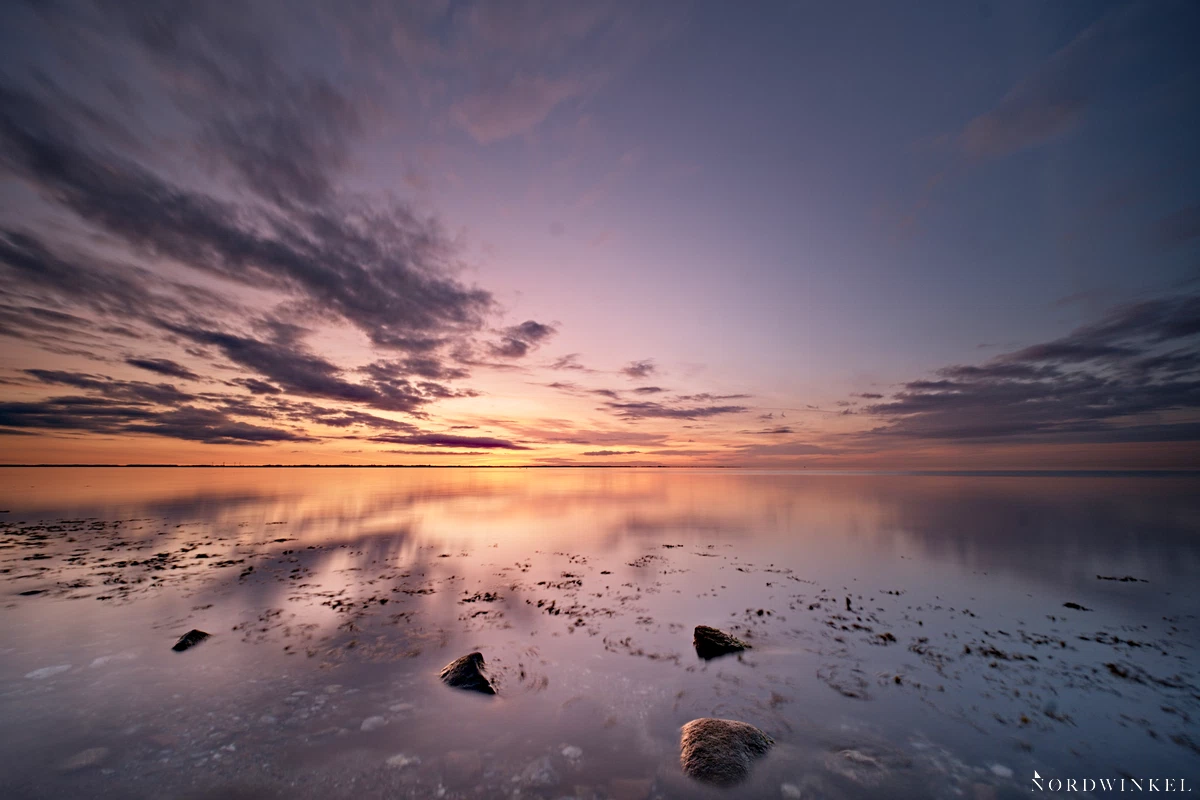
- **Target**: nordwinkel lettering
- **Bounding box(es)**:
[1031,771,1193,792]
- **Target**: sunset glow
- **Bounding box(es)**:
[1,1,1197,468]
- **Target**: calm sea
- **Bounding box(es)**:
[1,468,1197,799]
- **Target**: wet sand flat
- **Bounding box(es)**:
[0,467,1197,799]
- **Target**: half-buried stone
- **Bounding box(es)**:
[439,652,496,694]
[680,718,773,786]
[171,629,210,652]
[693,625,749,660]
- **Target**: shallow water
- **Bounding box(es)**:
[0,467,1197,799]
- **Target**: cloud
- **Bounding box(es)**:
[361,357,470,382]
[505,425,668,448]
[0,228,230,333]
[0,83,495,353]
[548,353,593,372]
[26,369,195,406]
[622,359,656,379]
[644,447,722,457]
[742,426,793,435]
[125,357,201,381]
[632,386,666,394]
[161,323,481,415]
[123,407,320,445]
[231,378,283,395]
[674,392,751,402]
[453,75,581,144]
[367,433,531,450]
[955,8,1137,158]
[582,450,640,456]
[278,403,416,433]
[202,79,362,208]
[489,320,557,359]
[603,401,748,421]
[539,381,624,400]
[385,450,489,456]
[858,293,1200,444]
[731,440,833,458]
[0,397,314,445]
[0,0,685,458]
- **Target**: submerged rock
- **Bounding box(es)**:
[518,755,559,788]
[824,748,889,786]
[171,629,210,652]
[386,753,420,769]
[360,715,387,732]
[693,625,750,660]
[680,718,773,786]
[438,652,496,694]
[59,747,109,772]
[25,664,71,680]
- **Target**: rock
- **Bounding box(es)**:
[608,777,653,800]
[59,747,109,772]
[171,629,210,652]
[693,625,750,660]
[386,753,420,769]
[520,755,560,789]
[25,664,71,680]
[360,716,387,732]
[438,652,496,694]
[679,718,773,786]
[825,749,888,786]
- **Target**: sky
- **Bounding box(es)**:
[0,0,1197,468]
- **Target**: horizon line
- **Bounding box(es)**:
[0,464,1198,476]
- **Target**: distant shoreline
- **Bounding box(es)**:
[0,465,1197,476]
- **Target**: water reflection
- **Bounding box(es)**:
[0,468,1197,799]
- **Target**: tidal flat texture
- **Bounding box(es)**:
[0,467,1197,799]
